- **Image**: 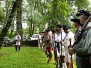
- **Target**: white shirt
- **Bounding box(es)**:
[55,31,66,42]
[55,31,66,56]
[15,35,21,45]
[39,34,42,43]
[47,31,52,41]
[63,31,74,62]
[86,22,91,27]
[63,31,74,46]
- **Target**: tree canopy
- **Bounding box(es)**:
[0,0,91,47]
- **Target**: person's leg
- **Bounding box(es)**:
[76,56,91,68]
[65,54,69,68]
[38,40,40,49]
[46,47,49,57]
[59,56,65,68]
[47,52,52,63]
[56,57,59,68]
[90,57,91,68]
[76,56,82,68]
[66,62,70,68]
[54,48,57,61]
[18,45,20,51]
[57,43,60,53]
[59,59,62,68]
[50,52,53,61]
[63,62,67,68]
[15,45,17,51]
[47,46,52,63]
[47,51,50,63]
[81,57,91,68]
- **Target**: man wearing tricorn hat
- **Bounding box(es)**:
[71,18,83,68]
[69,10,91,68]
[54,24,66,68]
[71,19,82,42]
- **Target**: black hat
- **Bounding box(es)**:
[56,24,62,28]
[51,29,56,33]
[71,19,82,25]
[76,10,90,16]
[46,27,51,31]
[63,25,70,30]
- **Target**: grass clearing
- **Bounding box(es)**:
[0,47,77,68]
[0,47,55,68]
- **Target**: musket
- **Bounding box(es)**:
[54,34,59,68]
[60,32,64,68]
[55,41,58,68]
[69,38,73,68]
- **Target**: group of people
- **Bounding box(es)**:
[38,10,91,68]
[38,25,74,68]
[69,10,91,68]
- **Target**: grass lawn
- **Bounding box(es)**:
[0,47,77,68]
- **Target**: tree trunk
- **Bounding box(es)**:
[16,0,23,44]
[0,0,20,48]
[32,24,34,35]
[9,20,14,38]
[29,18,32,37]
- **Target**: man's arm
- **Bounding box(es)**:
[69,29,91,55]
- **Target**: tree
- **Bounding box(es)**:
[0,0,90,48]
[0,2,5,29]
[16,0,23,41]
[0,0,21,48]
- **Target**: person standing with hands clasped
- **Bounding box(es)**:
[15,33,21,51]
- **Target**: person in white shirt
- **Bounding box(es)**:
[51,29,56,49]
[63,25,74,68]
[54,25,66,68]
[15,33,21,51]
[38,32,42,49]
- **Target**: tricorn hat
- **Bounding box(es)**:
[63,25,70,30]
[76,10,90,16]
[71,19,82,25]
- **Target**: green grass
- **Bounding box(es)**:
[0,47,55,68]
[0,47,77,68]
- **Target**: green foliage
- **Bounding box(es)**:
[0,0,90,37]
[75,0,90,9]
[0,0,15,32]
[3,0,15,22]
[0,3,4,23]
[22,0,90,36]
